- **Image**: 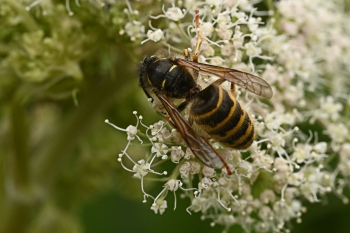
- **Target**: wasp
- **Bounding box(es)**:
[139,11,273,175]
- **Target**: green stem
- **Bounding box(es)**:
[264,0,275,12]
[10,95,30,192]
[188,173,194,201]
[0,92,33,233]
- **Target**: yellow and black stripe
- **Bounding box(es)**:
[190,84,255,149]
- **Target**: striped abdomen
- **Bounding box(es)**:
[190,84,255,149]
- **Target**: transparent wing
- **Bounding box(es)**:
[176,59,273,99]
[157,93,232,174]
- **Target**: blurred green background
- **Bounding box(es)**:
[1,1,349,233]
[81,189,350,233]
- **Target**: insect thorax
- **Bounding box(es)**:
[141,56,198,99]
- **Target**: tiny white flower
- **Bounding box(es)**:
[133,160,150,179]
[190,161,201,174]
[141,29,164,44]
[151,121,165,135]
[151,199,167,214]
[147,29,164,42]
[170,146,184,164]
[202,166,216,177]
[201,22,215,37]
[165,7,185,21]
[280,19,299,36]
[232,28,244,48]
[245,42,262,57]
[221,43,234,56]
[269,132,286,155]
[217,11,232,26]
[319,96,343,121]
[198,177,213,191]
[237,160,253,178]
[126,125,137,140]
[179,161,191,178]
[259,190,276,204]
[189,197,206,212]
[184,148,195,160]
[165,179,182,191]
[151,143,169,157]
[248,17,260,32]
[291,144,312,163]
[124,21,145,41]
[258,206,274,221]
[209,56,225,66]
[216,27,233,40]
[326,123,348,144]
[313,142,327,154]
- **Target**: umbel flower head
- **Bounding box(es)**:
[108,0,350,232]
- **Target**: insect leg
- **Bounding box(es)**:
[183,48,191,60]
[211,77,225,86]
[164,113,177,129]
[177,99,191,112]
[211,78,236,97]
[192,9,203,63]
[140,84,154,102]
[230,82,237,97]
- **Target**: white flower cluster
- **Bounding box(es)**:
[112,0,350,232]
